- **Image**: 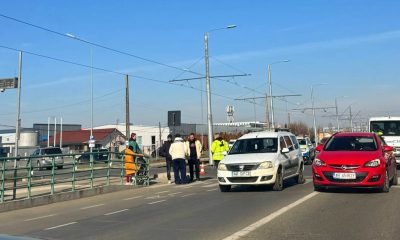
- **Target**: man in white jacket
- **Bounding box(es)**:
[169,134,188,184]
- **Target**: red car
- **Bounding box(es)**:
[313,132,397,192]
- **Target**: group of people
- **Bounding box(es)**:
[160,132,229,185]
[123,132,230,185]
[160,133,202,184]
[124,133,142,185]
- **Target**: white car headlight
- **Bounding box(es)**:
[314,158,326,167]
[364,159,380,168]
[258,161,273,169]
[218,163,227,171]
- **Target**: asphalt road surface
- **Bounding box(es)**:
[0,166,399,240]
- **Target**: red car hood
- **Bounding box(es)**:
[318,151,381,165]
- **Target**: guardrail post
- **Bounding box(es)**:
[27,156,32,199]
[90,152,94,189]
[12,157,18,200]
[120,153,124,185]
[72,156,76,192]
[1,159,5,203]
[106,152,110,186]
[50,157,55,195]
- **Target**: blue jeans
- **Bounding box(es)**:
[173,158,187,184]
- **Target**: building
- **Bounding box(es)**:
[0,129,39,157]
[33,123,81,144]
[48,128,126,153]
[94,124,170,156]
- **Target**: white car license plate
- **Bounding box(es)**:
[232,171,251,177]
[333,172,356,179]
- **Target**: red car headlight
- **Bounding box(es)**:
[314,158,326,167]
[364,159,381,168]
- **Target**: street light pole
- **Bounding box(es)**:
[311,83,327,144]
[13,51,22,200]
[311,86,317,143]
[204,25,236,165]
[204,32,213,165]
[267,60,289,130]
[335,97,339,132]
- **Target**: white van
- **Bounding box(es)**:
[217,131,304,192]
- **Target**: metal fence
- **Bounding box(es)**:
[0,151,150,203]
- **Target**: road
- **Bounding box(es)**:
[0,166,399,240]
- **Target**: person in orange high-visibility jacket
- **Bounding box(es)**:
[124,146,137,184]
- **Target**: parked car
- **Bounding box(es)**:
[77,149,109,163]
[30,147,64,170]
[313,132,397,192]
[217,131,305,192]
[297,136,315,164]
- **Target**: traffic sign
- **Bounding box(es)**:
[0,78,18,89]
[89,138,96,148]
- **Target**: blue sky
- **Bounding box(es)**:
[1,0,399,130]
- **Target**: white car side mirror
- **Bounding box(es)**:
[281,148,290,153]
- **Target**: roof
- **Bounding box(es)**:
[239,130,294,140]
[369,117,400,121]
[48,128,123,145]
[334,132,375,137]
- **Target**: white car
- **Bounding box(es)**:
[217,131,305,192]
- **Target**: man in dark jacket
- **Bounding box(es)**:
[160,134,173,184]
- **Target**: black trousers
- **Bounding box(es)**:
[173,158,187,184]
[166,157,172,180]
[188,156,200,181]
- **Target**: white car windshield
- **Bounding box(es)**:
[229,138,278,154]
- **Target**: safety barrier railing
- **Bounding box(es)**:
[0,151,150,203]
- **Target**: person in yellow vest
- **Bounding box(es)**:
[124,146,137,185]
[211,133,229,167]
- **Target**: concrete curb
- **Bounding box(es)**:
[0,185,133,213]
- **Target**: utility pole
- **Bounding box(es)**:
[335,98,339,132]
[13,51,22,200]
[349,105,353,132]
[125,75,130,139]
[60,117,63,149]
[265,94,270,130]
[54,117,56,147]
[158,121,162,158]
[268,64,274,129]
[47,117,50,147]
[204,32,214,165]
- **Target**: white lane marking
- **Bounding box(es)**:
[104,209,129,216]
[223,191,319,240]
[202,183,219,188]
[145,195,167,200]
[123,195,143,201]
[156,190,170,194]
[148,200,167,205]
[80,204,105,210]
[181,193,196,197]
[24,214,56,222]
[391,185,400,188]
[207,188,218,192]
[45,222,78,231]
[168,192,182,196]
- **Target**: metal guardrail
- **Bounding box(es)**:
[0,151,150,203]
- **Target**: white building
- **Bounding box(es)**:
[93,124,171,156]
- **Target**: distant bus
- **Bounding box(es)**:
[369,116,400,163]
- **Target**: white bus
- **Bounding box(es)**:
[369,116,400,163]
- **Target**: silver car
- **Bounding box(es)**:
[30,147,64,170]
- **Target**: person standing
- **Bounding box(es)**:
[186,133,202,182]
[160,134,173,184]
[169,134,188,184]
[124,145,137,185]
[211,133,229,168]
[129,133,142,154]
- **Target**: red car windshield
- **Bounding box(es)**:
[324,136,378,151]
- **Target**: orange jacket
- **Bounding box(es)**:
[124,148,137,176]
